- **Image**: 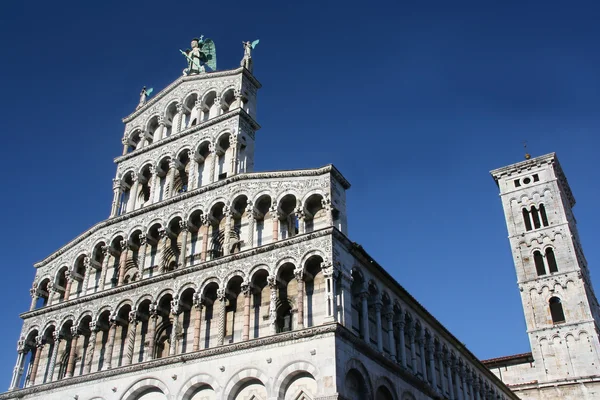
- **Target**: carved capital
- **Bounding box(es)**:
[294,268,304,282]
[112,178,122,191]
[17,339,26,353]
[89,321,98,333]
[267,275,277,289]
[216,288,226,301]
[70,326,80,338]
[178,220,189,231]
[120,239,129,251]
[128,311,138,324]
[176,103,185,113]
[35,335,44,348]
[149,303,159,319]
[29,286,38,298]
[52,330,62,343]
[241,283,251,296]
[193,293,203,309]
[139,233,147,246]
[170,299,180,315]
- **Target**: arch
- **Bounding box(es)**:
[135,294,155,309]
[550,297,566,324]
[300,250,326,271]
[120,377,170,400]
[224,270,246,286]
[273,360,320,399]
[179,373,221,400]
[344,358,373,400]
[249,264,271,283]
[274,257,298,278]
[199,276,221,292]
[374,376,398,400]
[76,310,94,326]
[223,367,270,400]
[177,282,199,298]
[114,299,135,313]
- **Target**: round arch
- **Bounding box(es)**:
[120,377,170,400]
[178,373,221,400]
[273,360,320,399]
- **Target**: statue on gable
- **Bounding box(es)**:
[180,36,217,75]
[241,39,259,73]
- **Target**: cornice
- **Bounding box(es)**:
[115,109,261,164]
[25,228,334,318]
[0,323,337,399]
[33,165,348,268]
[490,153,556,181]
[122,67,262,123]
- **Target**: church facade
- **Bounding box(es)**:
[1,40,530,400]
[485,154,600,399]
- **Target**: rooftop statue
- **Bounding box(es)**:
[180,36,217,75]
[136,86,153,110]
[241,39,259,73]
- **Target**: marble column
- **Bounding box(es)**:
[322,263,337,322]
[359,292,370,344]
[209,146,217,183]
[397,314,407,368]
[65,327,79,378]
[473,375,481,400]
[245,204,255,248]
[98,246,111,291]
[169,300,180,356]
[268,276,278,335]
[338,270,353,328]
[294,268,305,330]
[216,289,226,345]
[192,294,203,352]
[29,286,39,311]
[223,207,232,256]
[426,333,437,389]
[63,271,73,301]
[179,221,189,267]
[8,341,26,390]
[271,206,279,242]
[117,240,129,286]
[83,322,97,375]
[155,118,166,141]
[102,318,117,370]
[446,353,455,400]
[175,103,184,133]
[461,365,469,400]
[126,173,139,212]
[188,156,198,190]
[322,197,333,226]
[295,207,305,235]
[146,304,158,361]
[374,302,383,352]
[386,311,396,361]
[149,166,160,203]
[408,322,417,374]
[166,159,178,199]
[418,330,427,381]
[438,346,448,396]
[110,179,123,217]
[28,337,44,386]
[124,311,137,366]
[121,136,129,156]
[200,215,210,262]
[81,257,92,296]
[47,331,61,382]
[242,284,251,341]
[137,234,147,278]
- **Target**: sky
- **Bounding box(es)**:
[0,0,599,389]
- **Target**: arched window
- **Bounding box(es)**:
[539,204,549,227]
[549,297,565,324]
[522,209,532,231]
[530,206,541,229]
[534,251,546,276]
[546,248,558,273]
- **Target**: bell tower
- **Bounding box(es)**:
[491,153,600,382]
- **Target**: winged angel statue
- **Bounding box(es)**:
[180,36,217,75]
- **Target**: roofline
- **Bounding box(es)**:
[481,352,534,367]
[33,164,350,268]
[122,67,261,123]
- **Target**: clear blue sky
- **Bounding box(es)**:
[1,0,599,389]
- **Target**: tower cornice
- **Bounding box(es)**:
[122,67,261,123]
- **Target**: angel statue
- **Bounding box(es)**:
[180,36,217,75]
[241,39,259,73]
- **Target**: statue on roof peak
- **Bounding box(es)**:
[180,36,217,75]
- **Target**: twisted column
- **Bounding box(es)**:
[28,337,44,386]
[192,294,203,351]
[124,311,137,365]
[65,327,79,378]
[166,159,178,199]
[81,257,92,296]
[83,322,97,375]
[242,284,251,341]
[169,300,180,356]
[216,289,226,345]
[295,268,305,330]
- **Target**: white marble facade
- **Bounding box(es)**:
[3,46,517,400]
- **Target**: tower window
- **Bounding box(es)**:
[546,248,558,273]
[523,177,531,185]
[514,179,521,188]
[523,209,533,231]
[549,297,565,324]
[539,204,549,227]
[530,206,541,229]
[534,251,546,276]
[533,174,540,182]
